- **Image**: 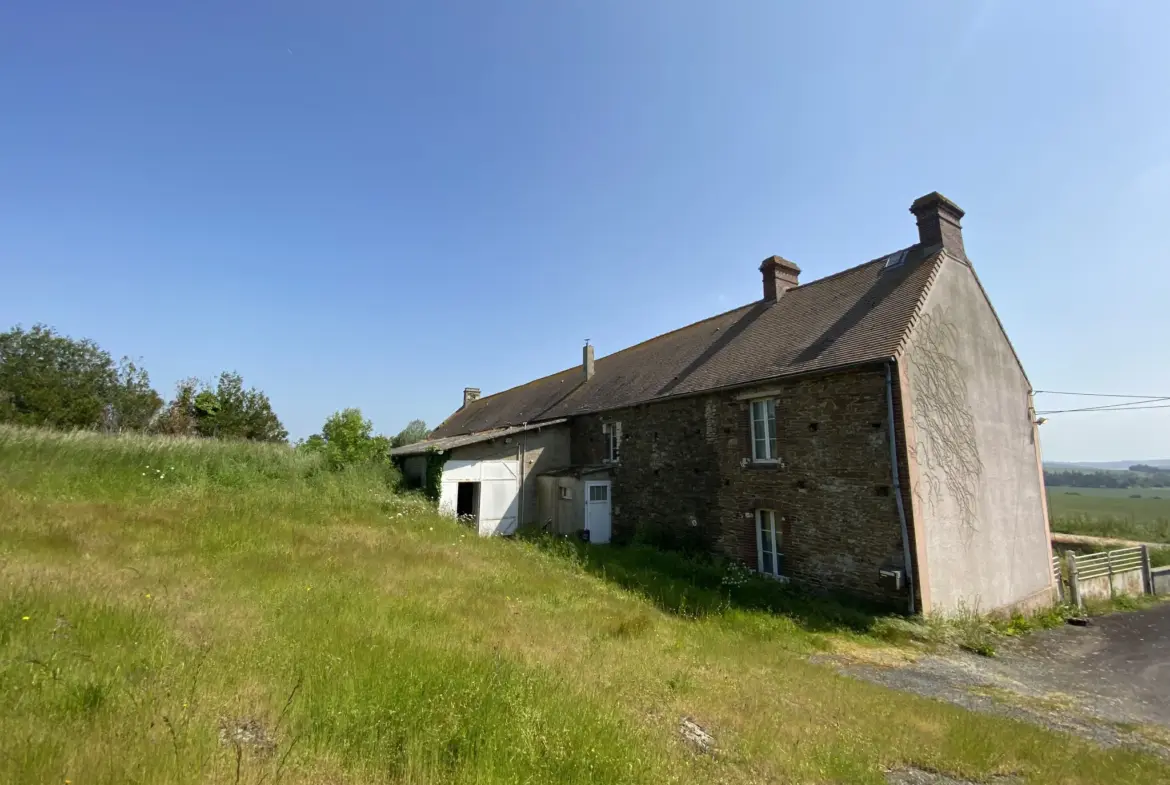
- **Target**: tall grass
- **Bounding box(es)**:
[2,426,1168,784]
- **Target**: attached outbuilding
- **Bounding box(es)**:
[394,415,574,537]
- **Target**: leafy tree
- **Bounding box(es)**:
[0,324,161,430]
[108,358,164,431]
[301,408,391,470]
[153,378,200,436]
[203,371,285,442]
[154,372,287,442]
[391,419,429,448]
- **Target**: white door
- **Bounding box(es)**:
[584,481,612,544]
[478,460,520,536]
[438,459,520,537]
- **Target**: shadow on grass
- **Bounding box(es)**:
[519,532,895,635]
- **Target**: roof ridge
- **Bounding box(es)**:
[456,365,576,409]
[783,244,919,292]
[430,241,938,440]
[478,246,924,403]
[451,303,762,417]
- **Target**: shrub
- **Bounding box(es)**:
[300,408,399,486]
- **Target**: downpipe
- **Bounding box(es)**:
[886,361,917,615]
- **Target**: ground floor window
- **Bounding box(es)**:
[756,509,782,578]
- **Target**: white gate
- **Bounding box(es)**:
[438,459,520,537]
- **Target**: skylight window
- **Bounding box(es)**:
[883,249,909,269]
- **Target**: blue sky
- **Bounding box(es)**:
[2,1,1168,461]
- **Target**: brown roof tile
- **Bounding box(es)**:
[430,245,944,440]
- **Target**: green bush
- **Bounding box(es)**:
[299,408,400,486]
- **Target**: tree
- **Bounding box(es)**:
[200,372,286,442]
[0,323,161,430]
[301,408,391,470]
[108,358,164,432]
[153,378,200,436]
[391,419,429,448]
[153,372,287,442]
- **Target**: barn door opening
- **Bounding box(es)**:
[456,482,479,519]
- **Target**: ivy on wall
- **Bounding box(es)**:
[424,450,447,502]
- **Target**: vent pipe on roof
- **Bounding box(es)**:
[462,387,481,408]
[760,256,800,302]
[910,192,966,259]
[583,341,595,382]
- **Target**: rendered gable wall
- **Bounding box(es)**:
[901,256,1052,614]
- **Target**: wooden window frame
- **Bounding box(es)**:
[602,421,622,463]
[755,509,784,579]
[749,398,778,462]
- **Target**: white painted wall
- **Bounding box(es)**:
[442,426,571,529]
[902,255,1052,614]
[439,458,521,536]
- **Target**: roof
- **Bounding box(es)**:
[391,419,569,456]
[429,244,947,441]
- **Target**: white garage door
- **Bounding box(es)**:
[438,459,520,537]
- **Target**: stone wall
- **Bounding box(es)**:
[572,397,720,550]
[570,366,910,605]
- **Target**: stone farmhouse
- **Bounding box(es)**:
[393,193,1055,615]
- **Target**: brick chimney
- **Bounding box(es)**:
[910,192,965,259]
[583,341,595,382]
[462,387,480,407]
[760,256,800,302]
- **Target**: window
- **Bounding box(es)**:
[588,483,609,502]
[750,399,777,461]
[603,421,622,462]
[755,509,782,578]
[559,486,573,500]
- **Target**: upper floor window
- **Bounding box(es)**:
[603,421,622,462]
[750,398,777,461]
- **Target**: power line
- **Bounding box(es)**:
[1037,403,1170,415]
[1034,390,1169,399]
[1038,397,1170,414]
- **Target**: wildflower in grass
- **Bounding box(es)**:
[22,615,30,621]
[145,593,152,599]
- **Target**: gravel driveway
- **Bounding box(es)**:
[824,602,1170,760]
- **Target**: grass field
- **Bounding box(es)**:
[1047,486,1170,543]
[3,428,1169,784]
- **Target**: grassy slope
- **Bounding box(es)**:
[1048,486,1170,543]
[2,428,1167,785]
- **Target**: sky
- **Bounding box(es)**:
[1,1,1168,461]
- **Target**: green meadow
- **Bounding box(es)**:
[2,426,1167,784]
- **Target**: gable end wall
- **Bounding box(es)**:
[900,256,1052,614]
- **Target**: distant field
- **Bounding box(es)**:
[1047,486,1170,543]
